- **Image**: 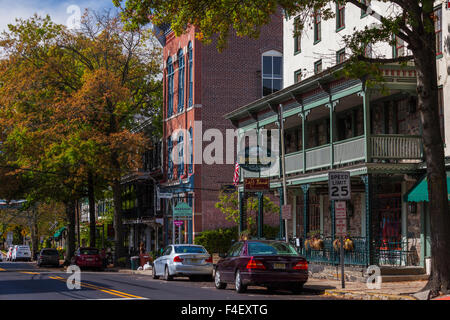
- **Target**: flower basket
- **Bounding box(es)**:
[343,238,354,251]
[333,239,341,252]
[304,239,310,250]
[310,238,324,250]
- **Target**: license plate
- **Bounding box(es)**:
[190,259,200,264]
[86,258,93,261]
[273,263,285,270]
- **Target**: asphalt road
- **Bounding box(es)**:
[0,261,335,300]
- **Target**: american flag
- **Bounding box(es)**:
[233,162,240,186]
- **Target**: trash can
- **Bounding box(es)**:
[130,256,140,270]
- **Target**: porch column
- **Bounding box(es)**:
[239,191,245,234]
[358,90,372,162]
[188,193,193,244]
[278,187,284,239]
[361,174,373,266]
[298,110,310,173]
[257,192,264,239]
[301,184,310,241]
[401,181,408,266]
[292,193,297,237]
[325,100,339,169]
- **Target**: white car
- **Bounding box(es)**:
[152,244,214,281]
[12,245,32,262]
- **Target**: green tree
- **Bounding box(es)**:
[215,191,279,237]
[115,0,450,296]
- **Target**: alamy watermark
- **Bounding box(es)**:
[66,265,81,290]
[366,265,382,289]
[66,5,81,30]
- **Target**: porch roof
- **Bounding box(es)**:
[224,62,417,126]
[404,172,450,202]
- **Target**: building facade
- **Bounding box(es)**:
[156,14,284,244]
[225,1,450,272]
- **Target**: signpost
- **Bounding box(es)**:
[172,202,192,245]
[329,171,351,289]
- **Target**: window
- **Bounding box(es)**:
[247,241,299,256]
[177,49,185,112]
[178,133,184,176]
[167,137,173,180]
[188,127,193,173]
[294,16,301,54]
[364,43,373,58]
[314,11,321,43]
[336,3,345,31]
[294,69,302,83]
[167,57,174,117]
[336,49,346,64]
[174,245,206,254]
[314,60,322,74]
[262,51,283,96]
[361,0,370,17]
[188,42,193,107]
[434,6,442,56]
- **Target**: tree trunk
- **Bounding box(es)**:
[414,42,450,295]
[31,205,39,260]
[88,171,96,247]
[112,178,125,266]
[65,201,76,266]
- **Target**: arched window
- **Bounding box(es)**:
[178,133,184,176]
[167,57,174,117]
[167,137,173,180]
[188,42,193,108]
[262,50,282,96]
[178,49,185,112]
[188,127,193,173]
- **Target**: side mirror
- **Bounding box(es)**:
[219,253,227,258]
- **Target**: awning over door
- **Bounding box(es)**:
[53,227,67,239]
[404,172,450,202]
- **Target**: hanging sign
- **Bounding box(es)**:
[329,171,351,200]
[335,201,347,236]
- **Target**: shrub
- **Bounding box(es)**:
[194,227,239,254]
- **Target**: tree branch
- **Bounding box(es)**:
[355,54,414,63]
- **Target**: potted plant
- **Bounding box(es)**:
[306,230,323,250]
[343,236,354,251]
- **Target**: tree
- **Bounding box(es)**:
[215,191,279,237]
[115,0,450,295]
[0,11,162,265]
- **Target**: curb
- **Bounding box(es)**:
[324,289,417,300]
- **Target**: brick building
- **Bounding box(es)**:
[155,13,283,244]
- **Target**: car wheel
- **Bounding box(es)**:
[266,285,277,293]
[214,270,227,290]
[164,265,173,281]
[152,265,159,279]
[234,270,247,293]
[290,282,305,294]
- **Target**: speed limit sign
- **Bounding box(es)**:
[328,171,351,200]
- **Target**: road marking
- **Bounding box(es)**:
[20,272,40,275]
[48,276,145,299]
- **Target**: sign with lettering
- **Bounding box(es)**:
[244,178,270,192]
[173,220,184,227]
[282,205,292,220]
[328,171,351,200]
[173,202,192,218]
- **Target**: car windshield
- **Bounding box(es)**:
[174,246,206,254]
[42,250,58,256]
[247,242,299,256]
[80,249,98,255]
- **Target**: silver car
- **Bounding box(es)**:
[152,244,213,281]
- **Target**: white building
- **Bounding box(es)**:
[283,0,448,155]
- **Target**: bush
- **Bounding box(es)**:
[194,227,239,254]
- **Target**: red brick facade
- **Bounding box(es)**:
[161,14,283,239]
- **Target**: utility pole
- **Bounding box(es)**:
[279,103,288,242]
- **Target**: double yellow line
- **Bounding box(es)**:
[49,276,144,299]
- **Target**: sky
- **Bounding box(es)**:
[0,0,117,32]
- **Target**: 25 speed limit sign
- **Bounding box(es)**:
[328,171,351,200]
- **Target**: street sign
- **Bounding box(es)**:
[282,204,292,220]
[244,177,270,192]
[173,202,193,218]
[173,220,184,227]
[329,171,351,200]
[335,201,347,236]
[158,192,173,199]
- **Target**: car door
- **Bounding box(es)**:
[155,246,171,275]
[220,242,243,282]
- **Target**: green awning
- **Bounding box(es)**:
[53,226,67,239]
[405,172,450,202]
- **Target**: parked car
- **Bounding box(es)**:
[6,246,13,261]
[0,251,3,262]
[37,248,60,267]
[152,244,213,281]
[12,245,32,262]
[214,240,308,294]
[72,247,103,271]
